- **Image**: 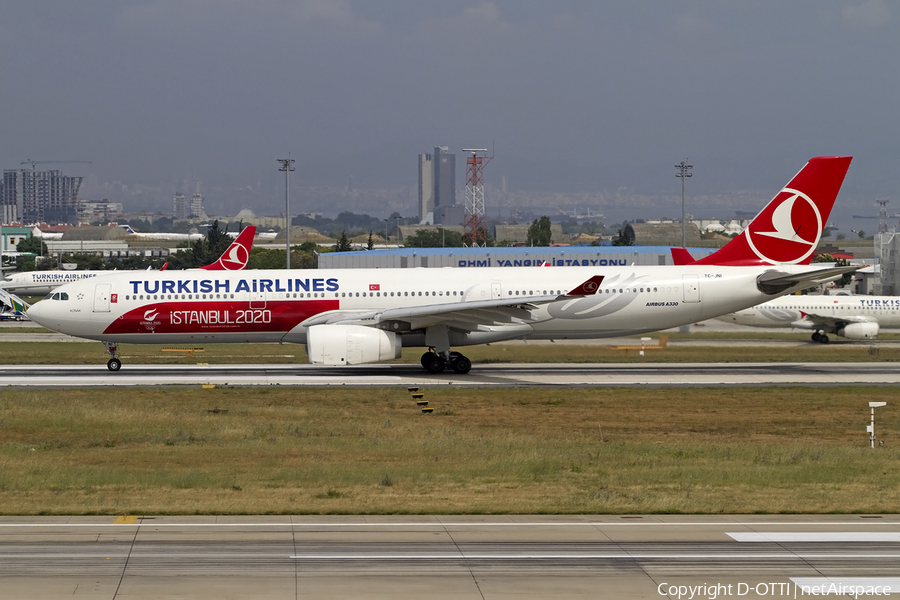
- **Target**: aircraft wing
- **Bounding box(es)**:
[302,296,557,332]
[794,311,876,329]
[756,265,859,295]
[300,276,605,332]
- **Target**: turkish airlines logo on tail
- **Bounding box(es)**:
[745,187,821,265]
[220,243,250,270]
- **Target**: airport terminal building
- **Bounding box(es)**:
[318,245,718,269]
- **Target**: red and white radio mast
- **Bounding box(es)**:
[462,147,493,247]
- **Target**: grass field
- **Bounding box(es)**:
[0,386,896,515]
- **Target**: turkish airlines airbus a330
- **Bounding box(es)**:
[27,157,856,374]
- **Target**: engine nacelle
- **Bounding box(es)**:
[837,322,879,340]
[306,324,402,366]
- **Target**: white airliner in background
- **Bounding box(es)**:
[0,226,255,296]
[27,157,857,373]
[719,294,900,342]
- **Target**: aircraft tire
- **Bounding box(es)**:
[811,332,821,342]
[107,358,122,372]
[425,355,445,374]
[420,352,434,369]
[451,355,472,374]
[819,334,829,344]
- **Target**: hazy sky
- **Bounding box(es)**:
[2,1,898,217]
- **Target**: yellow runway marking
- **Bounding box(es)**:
[112,515,139,524]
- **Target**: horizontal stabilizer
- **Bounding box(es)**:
[756,265,859,295]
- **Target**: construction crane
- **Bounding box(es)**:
[19,160,92,170]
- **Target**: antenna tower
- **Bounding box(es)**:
[462,147,493,247]
[878,199,890,234]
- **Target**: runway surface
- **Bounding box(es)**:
[2,361,899,387]
[1,515,898,599]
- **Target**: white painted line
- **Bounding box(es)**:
[729,532,900,542]
[0,520,899,528]
[288,553,900,560]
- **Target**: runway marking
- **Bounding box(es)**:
[1,520,899,528]
[111,515,139,524]
[287,553,900,560]
[730,532,900,542]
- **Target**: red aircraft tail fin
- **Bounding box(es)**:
[693,156,851,266]
[670,247,695,266]
[199,225,256,271]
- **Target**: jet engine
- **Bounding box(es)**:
[306,324,402,366]
[837,322,879,340]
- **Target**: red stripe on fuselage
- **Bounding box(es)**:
[102,299,339,335]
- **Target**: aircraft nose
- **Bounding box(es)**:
[25,300,48,327]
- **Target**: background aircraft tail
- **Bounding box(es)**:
[199,225,256,271]
[687,156,851,267]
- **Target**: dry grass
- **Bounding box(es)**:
[0,386,896,515]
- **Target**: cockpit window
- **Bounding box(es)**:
[59,292,69,301]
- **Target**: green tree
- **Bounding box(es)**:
[526,216,552,246]
[611,226,634,246]
[16,236,47,256]
[367,231,374,251]
[334,230,353,252]
[247,247,288,269]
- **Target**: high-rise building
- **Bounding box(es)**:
[173,193,189,220]
[433,146,456,220]
[417,146,457,224]
[190,191,205,219]
[417,153,434,223]
[1,169,83,224]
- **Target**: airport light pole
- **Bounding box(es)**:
[675,160,692,248]
[277,155,295,269]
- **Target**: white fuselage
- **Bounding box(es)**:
[721,295,900,330]
[28,264,821,347]
[0,270,108,296]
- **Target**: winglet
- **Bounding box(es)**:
[566,275,604,296]
[199,225,256,271]
[670,247,695,266]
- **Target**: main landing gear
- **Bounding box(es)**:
[811,331,830,344]
[104,341,122,371]
[420,350,472,375]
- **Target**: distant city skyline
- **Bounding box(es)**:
[2,1,897,234]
